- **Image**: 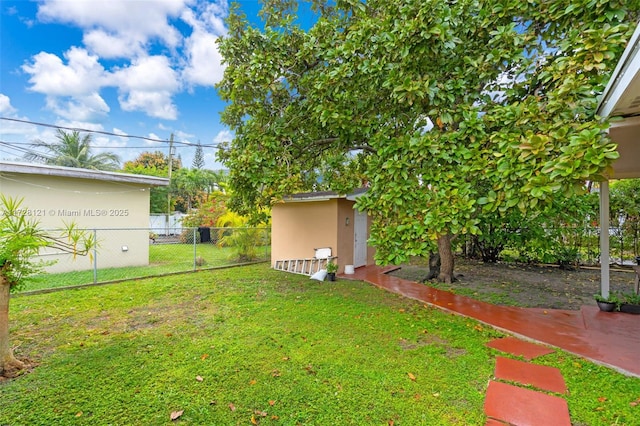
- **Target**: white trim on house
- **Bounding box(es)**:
[0,161,169,187]
[597,21,640,118]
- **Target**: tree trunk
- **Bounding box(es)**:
[437,234,455,284]
[0,276,24,376]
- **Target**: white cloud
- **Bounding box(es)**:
[21,48,110,121]
[112,56,180,119]
[19,0,230,130]
[182,32,226,86]
[146,132,166,147]
[0,94,16,115]
[181,1,227,86]
[37,0,185,58]
[44,93,110,122]
[174,130,195,142]
[22,48,107,96]
[119,90,178,120]
[213,129,233,144]
[82,30,146,60]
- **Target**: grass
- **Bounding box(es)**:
[2,264,640,425]
[20,243,271,292]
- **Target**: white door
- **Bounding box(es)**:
[353,209,367,267]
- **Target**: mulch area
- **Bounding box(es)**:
[389,259,637,310]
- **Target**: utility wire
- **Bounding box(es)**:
[0,117,222,148]
[0,139,216,149]
[0,140,58,161]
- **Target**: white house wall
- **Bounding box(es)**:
[2,172,153,273]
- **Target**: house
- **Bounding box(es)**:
[596,21,640,296]
[0,161,169,273]
[271,189,375,274]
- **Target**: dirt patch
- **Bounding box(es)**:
[389,258,637,310]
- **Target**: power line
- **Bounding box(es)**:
[0,117,222,148]
[0,139,213,149]
[0,140,57,161]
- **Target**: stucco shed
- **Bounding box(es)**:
[271,189,375,274]
[0,161,169,273]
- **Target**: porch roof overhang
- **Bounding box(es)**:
[595,21,640,298]
[597,21,640,179]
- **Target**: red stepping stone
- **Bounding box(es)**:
[487,337,554,360]
[494,356,567,394]
[485,381,571,426]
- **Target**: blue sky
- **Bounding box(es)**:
[0,0,277,170]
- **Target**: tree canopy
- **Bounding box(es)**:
[25,129,121,171]
[217,0,638,282]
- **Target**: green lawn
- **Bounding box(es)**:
[3,264,639,425]
[21,243,271,292]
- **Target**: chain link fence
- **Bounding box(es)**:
[464,223,640,267]
[21,227,271,293]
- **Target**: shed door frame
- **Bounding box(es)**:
[353,209,367,267]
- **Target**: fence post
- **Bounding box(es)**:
[93,228,98,284]
[193,227,197,271]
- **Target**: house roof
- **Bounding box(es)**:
[283,188,367,202]
[597,21,640,179]
[0,161,170,186]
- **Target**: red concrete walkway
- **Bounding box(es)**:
[343,265,640,377]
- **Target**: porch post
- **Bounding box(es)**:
[599,180,610,298]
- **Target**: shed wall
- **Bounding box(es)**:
[271,199,339,268]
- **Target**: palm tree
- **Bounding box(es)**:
[25,129,121,171]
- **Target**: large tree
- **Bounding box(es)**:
[25,129,121,171]
[1,196,95,377]
[217,0,637,282]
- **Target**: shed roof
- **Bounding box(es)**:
[283,188,367,203]
[0,161,170,186]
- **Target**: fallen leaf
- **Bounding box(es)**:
[229,403,236,411]
[282,356,290,361]
[271,370,281,377]
[170,410,184,421]
[201,354,209,361]
[251,414,258,425]
[271,415,280,420]
[75,412,83,417]
[598,396,607,402]
[196,375,204,382]
[407,372,416,381]
[474,325,483,332]
[254,410,268,417]
[388,420,395,426]
[414,393,422,400]
[250,379,257,385]
[269,400,276,406]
